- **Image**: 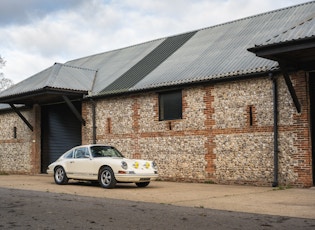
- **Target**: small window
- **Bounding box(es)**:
[249,106,253,126]
[248,105,255,127]
[13,127,17,139]
[159,90,182,121]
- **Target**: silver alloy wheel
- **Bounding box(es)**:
[54,166,68,185]
[101,169,111,185]
[55,167,64,183]
[98,166,116,189]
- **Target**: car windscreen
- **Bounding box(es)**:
[90,146,124,158]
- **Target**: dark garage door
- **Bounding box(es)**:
[41,102,82,172]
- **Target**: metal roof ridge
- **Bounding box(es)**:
[44,63,62,86]
[44,62,97,92]
[59,62,98,93]
[197,1,315,34]
[66,1,315,68]
[65,38,166,64]
[58,62,97,72]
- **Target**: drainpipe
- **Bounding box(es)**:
[271,73,279,187]
[91,99,97,144]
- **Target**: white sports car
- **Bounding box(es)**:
[47,144,159,189]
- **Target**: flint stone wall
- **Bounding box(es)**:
[82,74,309,186]
[0,110,33,173]
[0,72,310,186]
[84,87,209,181]
[212,76,302,186]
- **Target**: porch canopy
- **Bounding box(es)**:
[0,63,96,130]
[248,15,315,113]
[0,63,96,106]
[248,16,315,71]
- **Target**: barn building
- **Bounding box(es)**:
[0,2,315,187]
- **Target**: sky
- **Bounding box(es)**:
[0,0,310,83]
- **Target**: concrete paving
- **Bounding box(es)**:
[0,174,314,219]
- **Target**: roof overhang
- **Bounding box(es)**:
[248,37,315,71]
[248,37,315,113]
[0,87,87,106]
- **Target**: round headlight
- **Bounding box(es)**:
[121,161,128,170]
[152,161,157,169]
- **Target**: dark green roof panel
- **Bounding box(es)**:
[101,31,197,94]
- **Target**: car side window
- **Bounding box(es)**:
[64,150,74,159]
[90,146,124,158]
[74,147,89,159]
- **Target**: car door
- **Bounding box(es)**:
[67,147,96,179]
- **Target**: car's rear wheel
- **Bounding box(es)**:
[135,182,150,187]
[98,166,116,189]
[54,166,68,185]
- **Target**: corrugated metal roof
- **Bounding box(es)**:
[131,1,315,91]
[1,1,315,101]
[48,63,97,91]
[0,63,97,98]
[66,39,165,94]
[255,14,315,47]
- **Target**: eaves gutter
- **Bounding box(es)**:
[0,87,88,104]
[85,69,281,101]
[247,36,315,59]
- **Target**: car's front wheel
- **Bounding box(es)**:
[54,166,68,185]
[98,166,117,189]
[135,182,150,187]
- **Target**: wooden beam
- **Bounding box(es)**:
[9,103,33,131]
[279,63,301,113]
[62,95,86,126]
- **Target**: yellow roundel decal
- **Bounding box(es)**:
[134,162,139,169]
[145,162,150,169]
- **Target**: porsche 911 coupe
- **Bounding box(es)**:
[47,144,158,189]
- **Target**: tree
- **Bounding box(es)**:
[0,55,14,91]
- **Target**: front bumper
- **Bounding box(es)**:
[115,173,159,183]
[46,167,54,175]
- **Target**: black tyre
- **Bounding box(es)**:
[135,182,150,188]
[54,166,68,185]
[98,166,117,189]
